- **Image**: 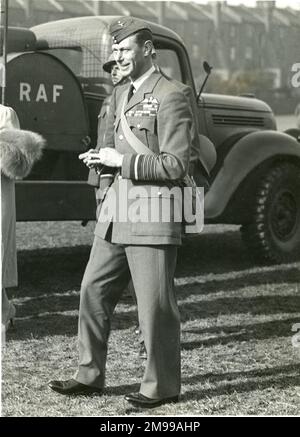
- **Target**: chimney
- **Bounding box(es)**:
[256,1,275,33]
[211,1,222,31]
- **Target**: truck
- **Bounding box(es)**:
[1,16,300,264]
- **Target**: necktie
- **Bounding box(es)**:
[127,84,135,102]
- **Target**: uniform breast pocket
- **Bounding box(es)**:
[131,117,157,149]
[126,116,155,131]
[135,117,155,133]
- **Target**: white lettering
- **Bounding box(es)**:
[36,84,48,102]
[183,186,204,234]
[53,84,63,103]
[20,82,31,101]
[291,63,300,88]
[96,183,204,232]
[99,422,134,435]
[194,422,201,431]
[128,186,149,223]
[97,187,116,223]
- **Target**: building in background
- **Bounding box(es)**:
[2,0,300,113]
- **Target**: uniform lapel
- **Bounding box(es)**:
[124,71,162,113]
[115,88,128,130]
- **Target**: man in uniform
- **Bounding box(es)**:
[49,17,192,409]
[87,54,144,356]
[151,49,213,192]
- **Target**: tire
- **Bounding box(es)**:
[241,163,300,264]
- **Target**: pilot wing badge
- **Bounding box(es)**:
[140,96,159,117]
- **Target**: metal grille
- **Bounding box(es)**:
[32,17,112,79]
[212,114,265,127]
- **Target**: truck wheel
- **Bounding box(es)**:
[241,163,300,264]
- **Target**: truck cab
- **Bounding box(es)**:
[1,16,300,263]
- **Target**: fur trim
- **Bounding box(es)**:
[0,128,45,179]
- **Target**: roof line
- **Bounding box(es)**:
[15,0,27,12]
[138,1,158,18]
[112,1,131,16]
[48,0,64,13]
[80,0,97,15]
[222,5,243,23]
[167,2,188,20]
[189,2,214,21]
[273,9,290,26]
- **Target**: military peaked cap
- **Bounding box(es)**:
[109,17,152,44]
[103,53,116,73]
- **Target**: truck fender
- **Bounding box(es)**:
[284,128,300,141]
[205,130,300,218]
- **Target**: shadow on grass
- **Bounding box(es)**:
[176,266,300,298]
[7,313,79,339]
[181,316,300,349]
[119,364,300,412]
[6,310,138,341]
[14,229,248,299]
[7,231,299,341]
[11,262,298,330]
[182,363,300,402]
[179,294,300,322]
[177,231,251,275]
[15,234,298,299]
[97,364,300,414]
[6,297,299,342]
[16,245,91,297]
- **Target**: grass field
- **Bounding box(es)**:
[2,221,300,416]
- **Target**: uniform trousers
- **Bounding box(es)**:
[74,235,181,399]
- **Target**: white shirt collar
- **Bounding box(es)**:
[131,65,156,92]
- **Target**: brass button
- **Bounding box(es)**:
[119,134,124,140]
[137,123,141,129]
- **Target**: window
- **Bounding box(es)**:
[155,49,182,82]
[192,44,200,59]
[230,25,236,38]
[230,47,236,61]
[246,24,253,39]
[193,22,199,36]
[279,27,285,40]
[245,46,253,60]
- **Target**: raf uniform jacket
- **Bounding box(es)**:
[166,77,210,191]
[94,70,192,245]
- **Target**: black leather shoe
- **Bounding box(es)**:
[125,392,179,409]
[48,378,103,395]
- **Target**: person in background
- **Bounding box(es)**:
[1,104,45,339]
[87,53,125,205]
